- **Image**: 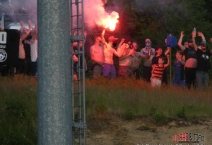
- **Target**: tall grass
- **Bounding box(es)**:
[0,75,37,145]
[86,77,212,120]
[0,75,212,144]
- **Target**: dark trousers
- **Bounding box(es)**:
[185,67,196,89]
[31,61,37,76]
[162,69,168,84]
[17,59,26,74]
[0,65,14,76]
[132,68,140,80]
[25,58,31,76]
[142,65,152,82]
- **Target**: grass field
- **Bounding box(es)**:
[0,75,212,144]
[86,77,212,120]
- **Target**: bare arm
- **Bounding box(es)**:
[137,52,149,59]
[113,44,126,57]
[139,48,151,59]
[20,21,30,41]
[192,31,198,51]
[117,38,125,48]
[178,31,185,51]
[164,55,170,68]
[119,49,134,60]
[164,46,171,56]
[28,20,33,30]
[31,23,38,40]
[198,31,206,42]
[101,29,106,45]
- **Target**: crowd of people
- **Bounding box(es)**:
[1,22,212,90]
[0,20,38,77]
[89,29,212,90]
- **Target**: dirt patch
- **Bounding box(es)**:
[87,116,212,145]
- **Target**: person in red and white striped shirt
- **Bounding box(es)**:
[151,55,170,87]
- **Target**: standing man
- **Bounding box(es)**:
[196,32,212,89]
[117,38,134,79]
[90,36,104,79]
[101,29,126,78]
[140,38,155,82]
[131,42,150,79]
[178,30,198,89]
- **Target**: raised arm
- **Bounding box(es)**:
[31,23,38,40]
[119,49,134,60]
[113,43,127,57]
[178,31,185,51]
[101,29,106,45]
[198,31,206,43]
[20,21,30,41]
[28,20,34,30]
[192,30,197,51]
[164,46,171,56]
[164,55,170,68]
[117,38,125,48]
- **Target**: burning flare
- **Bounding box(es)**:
[84,0,119,31]
[97,11,119,31]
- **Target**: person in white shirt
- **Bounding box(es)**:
[29,21,38,77]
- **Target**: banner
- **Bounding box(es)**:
[0,29,20,66]
[166,34,177,47]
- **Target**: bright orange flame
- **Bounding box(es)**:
[97,11,119,31]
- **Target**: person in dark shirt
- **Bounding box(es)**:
[196,39,212,90]
[178,31,198,89]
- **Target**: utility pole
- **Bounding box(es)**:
[37,0,72,144]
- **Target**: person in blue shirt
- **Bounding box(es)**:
[172,50,185,87]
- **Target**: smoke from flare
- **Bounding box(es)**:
[84,0,119,31]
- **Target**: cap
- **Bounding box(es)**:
[188,39,193,43]
[200,41,206,46]
[108,36,118,42]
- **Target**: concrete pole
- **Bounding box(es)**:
[37,0,72,145]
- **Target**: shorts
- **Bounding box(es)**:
[102,63,116,78]
[151,77,162,87]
